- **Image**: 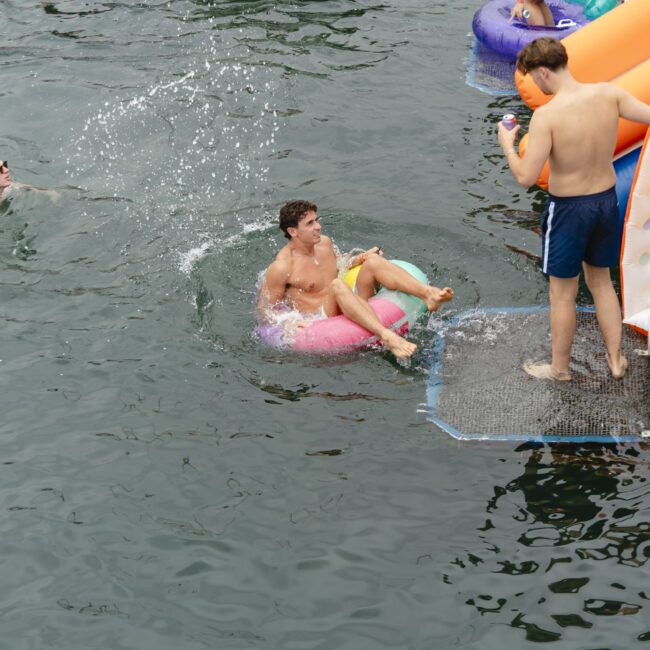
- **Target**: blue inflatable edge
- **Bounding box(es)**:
[425,305,641,444]
[615,145,641,226]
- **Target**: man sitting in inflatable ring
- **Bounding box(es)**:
[257,200,453,359]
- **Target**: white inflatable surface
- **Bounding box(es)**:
[621,131,650,337]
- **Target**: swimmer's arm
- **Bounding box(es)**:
[257,259,291,320]
[616,86,650,125]
[499,111,551,189]
[11,182,61,203]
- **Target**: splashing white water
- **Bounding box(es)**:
[63,29,284,260]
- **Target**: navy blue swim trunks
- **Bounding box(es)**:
[541,186,620,278]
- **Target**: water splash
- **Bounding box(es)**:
[63,29,283,256]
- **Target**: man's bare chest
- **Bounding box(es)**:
[287,260,338,293]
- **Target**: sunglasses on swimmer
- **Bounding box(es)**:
[0,161,8,171]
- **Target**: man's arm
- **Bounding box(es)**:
[351,246,383,266]
[509,2,524,22]
[616,86,650,125]
[257,258,291,320]
[11,182,60,203]
[498,110,552,189]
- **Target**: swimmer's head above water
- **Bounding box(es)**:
[0,160,10,193]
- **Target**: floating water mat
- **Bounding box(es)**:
[466,39,517,97]
[426,307,649,443]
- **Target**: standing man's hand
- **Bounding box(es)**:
[498,121,521,153]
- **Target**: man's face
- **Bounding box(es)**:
[291,210,321,244]
[0,161,10,191]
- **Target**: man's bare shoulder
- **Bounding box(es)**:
[530,103,554,128]
[593,81,617,92]
[267,247,293,276]
[314,235,337,256]
[581,81,617,100]
[534,101,554,117]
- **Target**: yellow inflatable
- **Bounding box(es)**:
[343,264,362,289]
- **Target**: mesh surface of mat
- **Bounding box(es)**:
[427,308,649,442]
[465,40,517,97]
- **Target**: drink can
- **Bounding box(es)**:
[502,114,517,130]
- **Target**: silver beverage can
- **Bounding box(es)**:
[502,114,517,130]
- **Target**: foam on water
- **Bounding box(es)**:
[178,241,213,276]
[178,217,276,276]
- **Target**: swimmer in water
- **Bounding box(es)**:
[0,159,60,203]
[258,200,454,359]
[510,0,554,26]
[0,160,12,199]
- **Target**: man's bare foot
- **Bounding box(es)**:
[381,330,417,359]
[523,361,571,381]
[424,286,454,312]
[606,352,628,380]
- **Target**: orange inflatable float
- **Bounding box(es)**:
[513,0,650,189]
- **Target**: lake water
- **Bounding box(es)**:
[1,1,649,648]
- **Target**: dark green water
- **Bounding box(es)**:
[1,1,648,648]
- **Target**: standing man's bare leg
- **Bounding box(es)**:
[328,279,416,358]
[355,254,453,310]
[524,275,578,380]
[549,275,579,373]
[583,262,627,378]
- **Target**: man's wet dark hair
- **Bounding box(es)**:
[516,37,568,75]
[279,200,318,240]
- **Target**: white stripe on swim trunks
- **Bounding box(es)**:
[543,201,555,274]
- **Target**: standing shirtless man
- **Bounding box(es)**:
[258,200,453,359]
[498,38,650,380]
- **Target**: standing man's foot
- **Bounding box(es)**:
[606,352,628,379]
[523,361,571,381]
[381,330,417,359]
[425,286,454,312]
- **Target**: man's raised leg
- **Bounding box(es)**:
[355,254,453,310]
[583,262,627,378]
[328,278,416,359]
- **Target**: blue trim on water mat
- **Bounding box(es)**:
[425,306,644,444]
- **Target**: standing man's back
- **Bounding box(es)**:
[497,37,650,381]
[539,82,619,196]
